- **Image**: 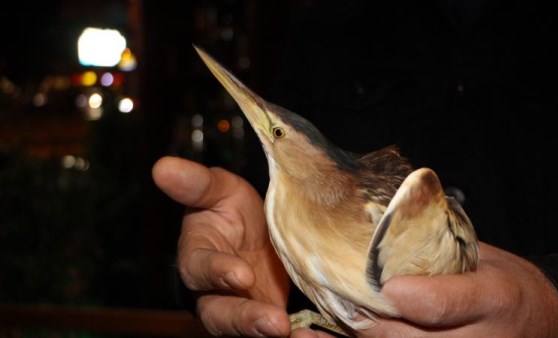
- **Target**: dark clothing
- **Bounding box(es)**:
[258,0,558,288]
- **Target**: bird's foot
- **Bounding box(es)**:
[289,309,349,337]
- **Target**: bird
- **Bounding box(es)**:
[193,45,479,337]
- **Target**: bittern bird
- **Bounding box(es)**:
[194,45,479,336]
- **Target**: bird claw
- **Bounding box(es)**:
[290,309,350,337]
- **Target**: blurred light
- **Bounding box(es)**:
[231,115,244,128]
[191,114,203,128]
[32,93,47,107]
[0,77,15,93]
[75,94,87,108]
[71,73,82,86]
[88,93,103,109]
[81,161,90,171]
[118,48,137,71]
[75,157,85,169]
[217,119,230,133]
[83,91,103,120]
[39,76,54,92]
[61,155,90,171]
[61,155,76,169]
[112,72,123,87]
[86,108,103,120]
[78,27,127,67]
[100,72,114,86]
[232,115,245,139]
[191,129,204,143]
[191,129,204,152]
[53,76,70,90]
[118,97,134,113]
[81,71,97,86]
[74,157,89,171]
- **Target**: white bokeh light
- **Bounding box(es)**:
[88,93,103,109]
[78,28,127,67]
[118,97,134,113]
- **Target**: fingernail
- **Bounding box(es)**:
[254,316,282,337]
[222,271,243,289]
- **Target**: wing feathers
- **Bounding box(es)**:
[367,168,479,289]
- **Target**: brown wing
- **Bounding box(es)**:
[366,167,479,289]
[357,145,413,206]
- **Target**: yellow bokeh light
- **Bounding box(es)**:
[119,48,137,71]
[81,71,97,86]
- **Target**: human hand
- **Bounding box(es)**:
[355,242,558,337]
[293,243,558,338]
[152,156,292,337]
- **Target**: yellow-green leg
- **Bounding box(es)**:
[289,309,349,337]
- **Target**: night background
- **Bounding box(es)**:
[0,0,294,336]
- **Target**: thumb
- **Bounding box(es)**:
[152,156,245,208]
[382,272,484,327]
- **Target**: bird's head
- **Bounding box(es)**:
[195,45,358,185]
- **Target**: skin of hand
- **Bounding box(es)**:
[152,156,558,338]
[152,156,292,337]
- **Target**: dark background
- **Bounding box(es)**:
[0,0,297,312]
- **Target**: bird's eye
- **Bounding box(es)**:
[272,127,286,139]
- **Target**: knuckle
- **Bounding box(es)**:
[176,230,218,291]
[176,249,206,291]
[231,299,257,336]
[197,300,225,336]
[197,297,252,337]
[176,257,199,290]
[177,248,225,291]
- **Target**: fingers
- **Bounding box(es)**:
[197,294,291,337]
[154,156,293,335]
[381,273,483,327]
[177,244,255,291]
[152,156,266,241]
[380,243,513,328]
[154,155,271,292]
[152,156,245,209]
[198,294,338,338]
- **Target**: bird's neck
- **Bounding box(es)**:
[269,160,357,207]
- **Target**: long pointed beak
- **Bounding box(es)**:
[194,45,272,140]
